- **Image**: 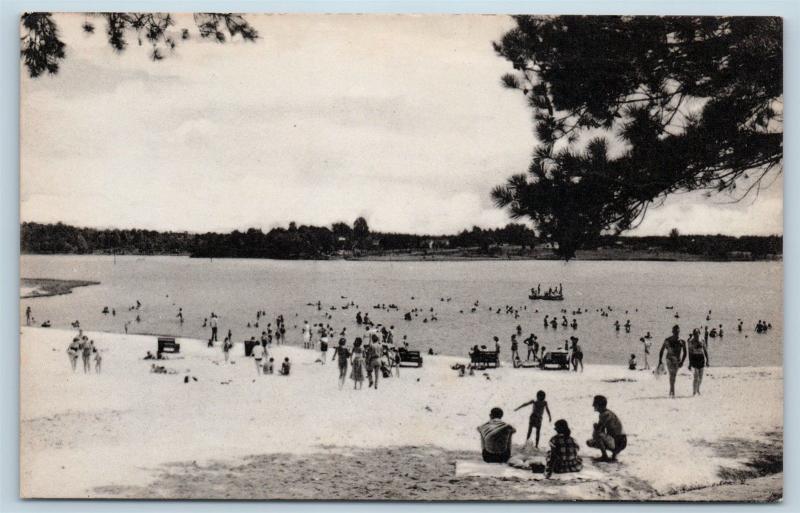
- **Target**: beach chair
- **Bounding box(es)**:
[538,351,570,370]
[398,348,424,367]
[157,336,180,355]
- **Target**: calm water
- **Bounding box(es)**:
[20,255,783,366]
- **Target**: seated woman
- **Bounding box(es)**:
[545,420,583,477]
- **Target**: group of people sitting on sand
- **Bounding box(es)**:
[66,331,101,373]
[477,394,626,477]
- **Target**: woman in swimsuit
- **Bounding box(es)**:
[687,328,710,396]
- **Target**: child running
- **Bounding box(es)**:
[514,390,552,448]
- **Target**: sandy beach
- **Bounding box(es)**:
[20,327,782,500]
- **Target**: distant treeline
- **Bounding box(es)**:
[20,221,781,260]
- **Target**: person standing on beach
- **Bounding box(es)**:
[251,342,266,375]
[366,334,382,389]
[658,325,687,398]
[350,337,366,390]
[94,348,102,373]
[332,338,350,389]
[477,407,516,463]
[319,336,328,364]
[586,395,627,461]
[25,306,32,326]
[687,328,710,396]
[67,336,80,372]
[640,337,652,370]
[524,334,538,361]
[302,321,311,349]
[210,313,218,342]
[570,337,584,372]
[81,338,94,373]
[514,390,551,448]
[510,335,520,362]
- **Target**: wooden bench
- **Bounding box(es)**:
[398,348,423,367]
[470,350,499,369]
[539,351,570,370]
[244,339,260,357]
[157,336,180,355]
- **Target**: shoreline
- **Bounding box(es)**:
[21,252,782,263]
[20,278,100,299]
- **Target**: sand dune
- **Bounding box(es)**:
[20,327,782,500]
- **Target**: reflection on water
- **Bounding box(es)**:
[20,255,782,366]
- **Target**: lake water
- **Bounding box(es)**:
[20,255,783,366]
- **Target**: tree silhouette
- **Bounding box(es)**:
[353,217,370,249]
[492,16,782,258]
[20,12,258,78]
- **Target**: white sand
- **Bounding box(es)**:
[20,327,782,499]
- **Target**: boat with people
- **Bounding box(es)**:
[529,283,564,301]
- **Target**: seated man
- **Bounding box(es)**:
[477,407,516,463]
[586,395,627,461]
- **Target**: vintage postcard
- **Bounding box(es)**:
[20,13,783,500]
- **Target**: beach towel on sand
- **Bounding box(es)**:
[454,460,606,482]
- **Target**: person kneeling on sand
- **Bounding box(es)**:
[279,357,291,376]
[264,357,275,375]
[545,419,582,478]
[586,395,627,462]
[477,407,516,463]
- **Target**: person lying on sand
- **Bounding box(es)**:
[545,419,582,478]
[477,407,516,464]
[586,395,627,462]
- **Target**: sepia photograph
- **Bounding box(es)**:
[18,12,783,501]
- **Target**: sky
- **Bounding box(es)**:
[20,13,783,236]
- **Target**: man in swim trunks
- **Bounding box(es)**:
[586,395,627,461]
[658,325,687,398]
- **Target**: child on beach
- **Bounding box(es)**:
[94,349,102,373]
[628,354,637,370]
[264,358,275,374]
[280,357,291,376]
[223,338,233,362]
[350,338,366,390]
[514,390,552,448]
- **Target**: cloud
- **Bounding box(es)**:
[20,14,782,236]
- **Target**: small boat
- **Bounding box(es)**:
[529,294,564,301]
[529,283,563,301]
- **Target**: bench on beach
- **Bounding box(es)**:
[244,339,260,357]
[157,336,180,355]
[398,348,423,367]
[470,350,499,369]
[539,351,570,370]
